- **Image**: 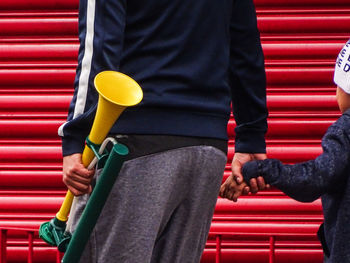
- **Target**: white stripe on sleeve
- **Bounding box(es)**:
[58,0,96,137]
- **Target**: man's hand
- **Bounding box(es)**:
[219,174,248,202]
[232,153,268,194]
[62,153,95,196]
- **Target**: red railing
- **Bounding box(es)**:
[0,228,319,263]
[212,232,318,263]
[0,227,62,263]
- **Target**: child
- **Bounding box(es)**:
[241,39,350,262]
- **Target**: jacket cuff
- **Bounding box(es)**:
[242,160,260,182]
[61,136,85,157]
[235,131,266,153]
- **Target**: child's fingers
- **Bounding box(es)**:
[249,178,259,193]
[257,176,266,190]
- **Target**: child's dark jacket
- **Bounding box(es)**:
[243,109,350,263]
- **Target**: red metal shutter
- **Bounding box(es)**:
[0,0,349,262]
[0,1,78,261]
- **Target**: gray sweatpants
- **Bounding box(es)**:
[69,145,226,263]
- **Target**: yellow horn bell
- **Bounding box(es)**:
[82,71,143,166]
[56,71,143,222]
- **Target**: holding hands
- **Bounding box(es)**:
[219,153,269,202]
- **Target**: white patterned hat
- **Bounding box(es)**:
[334,39,350,94]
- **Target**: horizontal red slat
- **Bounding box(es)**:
[254,0,350,7]
[0,18,77,36]
[258,15,350,34]
[226,144,322,163]
[1,0,348,10]
[262,41,343,60]
[0,69,74,86]
[0,94,337,112]
[0,195,321,216]
[267,95,337,110]
[0,0,78,10]
[228,118,335,139]
[0,96,69,110]
[0,42,342,69]
[266,67,334,85]
[215,197,321,215]
[0,68,334,87]
[0,146,61,162]
[0,44,78,61]
[210,222,320,237]
[0,42,341,62]
[0,121,62,137]
[0,171,63,188]
[0,144,323,165]
[0,196,62,212]
[0,118,335,140]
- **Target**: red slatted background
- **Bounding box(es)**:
[0,0,349,262]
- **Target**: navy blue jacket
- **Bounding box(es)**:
[243,109,350,262]
[59,0,267,156]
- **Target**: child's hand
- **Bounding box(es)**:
[219,174,249,202]
[232,153,269,194]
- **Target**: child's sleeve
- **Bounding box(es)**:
[242,119,350,202]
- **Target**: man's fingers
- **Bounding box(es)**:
[68,186,85,196]
[220,183,229,199]
[68,185,92,196]
[65,178,91,195]
[219,187,223,197]
[63,168,94,196]
[219,174,250,202]
[222,188,232,200]
[232,191,241,202]
[243,186,250,195]
[65,177,89,191]
[231,160,243,184]
[219,185,226,197]
[62,153,95,196]
[72,164,94,178]
[253,153,267,160]
[230,192,237,202]
[64,169,94,187]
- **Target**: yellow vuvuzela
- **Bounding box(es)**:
[57,71,143,221]
[39,71,143,253]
